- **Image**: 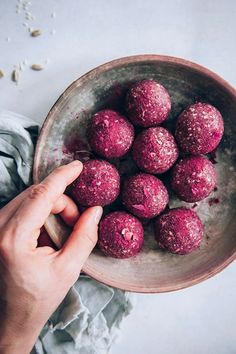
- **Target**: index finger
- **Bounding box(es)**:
[8,160,83,234]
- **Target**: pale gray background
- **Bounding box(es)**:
[0,0,236,353]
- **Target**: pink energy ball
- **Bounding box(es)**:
[154,207,203,255]
[122,173,169,218]
[171,156,217,202]
[132,127,179,174]
[175,102,224,154]
[72,159,120,207]
[87,109,134,158]
[126,79,171,127]
[98,211,144,259]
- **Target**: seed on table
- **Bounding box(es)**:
[31,64,44,71]
[31,29,41,37]
[11,69,19,83]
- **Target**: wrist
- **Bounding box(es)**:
[0,317,44,354]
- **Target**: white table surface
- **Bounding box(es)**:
[0,1,235,353]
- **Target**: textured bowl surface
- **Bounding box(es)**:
[34,55,236,293]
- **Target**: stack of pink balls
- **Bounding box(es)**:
[71,79,224,258]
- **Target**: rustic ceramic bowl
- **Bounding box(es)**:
[34,55,236,293]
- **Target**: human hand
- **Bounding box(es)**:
[0,161,103,354]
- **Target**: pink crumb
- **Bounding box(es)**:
[63,131,92,162]
[208,197,220,206]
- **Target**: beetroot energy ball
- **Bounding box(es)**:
[154,207,203,255]
[122,173,169,218]
[72,159,120,207]
[132,127,179,174]
[175,102,224,154]
[98,211,144,258]
[171,156,217,202]
[126,79,171,127]
[87,109,134,158]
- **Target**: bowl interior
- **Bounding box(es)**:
[34,56,236,292]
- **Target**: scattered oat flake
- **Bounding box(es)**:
[121,228,133,241]
[12,69,19,83]
[0,70,5,78]
[50,29,56,35]
[132,204,146,211]
[51,12,56,18]
[31,64,44,71]
[31,29,41,37]
[26,13,35,21]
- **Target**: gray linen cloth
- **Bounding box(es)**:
[0,110,133,354]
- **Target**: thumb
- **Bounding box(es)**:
[56,206,103,272]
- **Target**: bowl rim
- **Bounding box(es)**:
[33,54,236,293]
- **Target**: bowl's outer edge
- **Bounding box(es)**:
[33,54,236,293]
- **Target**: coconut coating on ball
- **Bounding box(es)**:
[98,211,144,258]
[132,127,179,174]
[175,102,224,154]
[122,173,169,218]
[72,159,120,207]
[154,207,203,255]
[171,156,217,202]
[87,109,134,158]
[126,79,171,127]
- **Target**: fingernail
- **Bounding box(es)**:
[94,206,103,224]
[70,160,83,168]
